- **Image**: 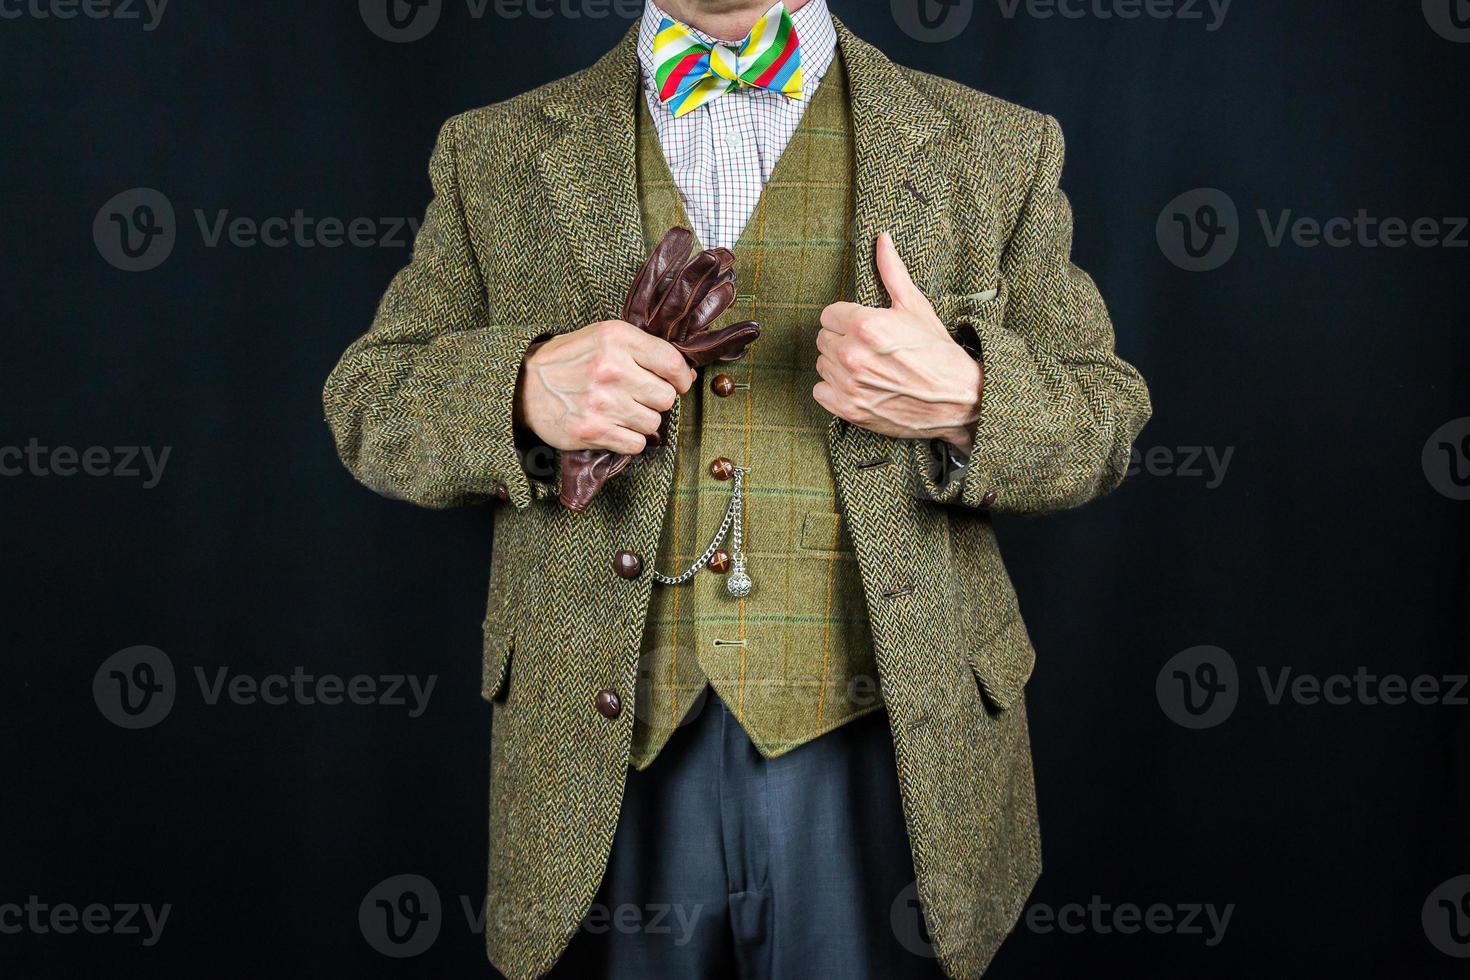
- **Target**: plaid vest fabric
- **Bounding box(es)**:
[630,59,881,768]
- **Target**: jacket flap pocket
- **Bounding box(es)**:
[481,629,514,703]
[966,610,1035,711]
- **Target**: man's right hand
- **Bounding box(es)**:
[514,320,697,456]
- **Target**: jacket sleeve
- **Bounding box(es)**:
[905,113,1152,515]
[322,114,557,510]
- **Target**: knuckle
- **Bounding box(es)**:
[584,389,612,414]
[838,348,867,374]
[587,356,620,385]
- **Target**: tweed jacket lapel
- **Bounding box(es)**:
[828,20,954,458]
[536,28,646,320]
[835,19,953,308]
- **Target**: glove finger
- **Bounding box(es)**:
[559,449,634,512]
[624,227,694,329]
[676,320,762,367]
[683,280,737,336]
[647,248,725,343]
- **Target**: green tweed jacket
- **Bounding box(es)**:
[323,19,1151,980]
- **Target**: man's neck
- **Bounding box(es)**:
[659,0,810,43]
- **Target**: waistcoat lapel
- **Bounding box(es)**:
[536,27,647,322]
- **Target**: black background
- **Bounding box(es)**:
[3,1,1467,977]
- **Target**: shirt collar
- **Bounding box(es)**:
[637,0,837,102]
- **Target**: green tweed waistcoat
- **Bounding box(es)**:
[631,61,881,769]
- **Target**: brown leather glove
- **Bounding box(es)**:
[560,227,761,512]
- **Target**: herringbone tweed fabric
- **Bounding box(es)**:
[322,19,1151,980]
[630,59,882,769]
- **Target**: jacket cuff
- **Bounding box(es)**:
[438,323,552,510]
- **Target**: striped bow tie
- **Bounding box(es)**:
[653,2,804,118]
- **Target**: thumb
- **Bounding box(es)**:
[875,232,929,312]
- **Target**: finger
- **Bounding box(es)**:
[815,353,854,389]
[609,398,664,437]
[812,380,847,420]
[628,374,680,414]
[815,326,839,357]
[875,232,930,312]
[592,423,648,456]
[627,333,696,391]
[819,301,868,334]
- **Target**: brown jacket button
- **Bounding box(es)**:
[709,549,731,574]
[710,373,735,397]
[493,483,510,502]
[595,688,622,719]
[709,457,734,481]
[980,490,998,509]
[613,550,643,579]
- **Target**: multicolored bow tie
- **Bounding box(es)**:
[653,2,804,118]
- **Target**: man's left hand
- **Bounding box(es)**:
[814,232,983,453]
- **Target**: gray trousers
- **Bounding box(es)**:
[548,689,949,979]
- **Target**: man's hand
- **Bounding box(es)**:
[515,320,696,456]
[814,233,984,453]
